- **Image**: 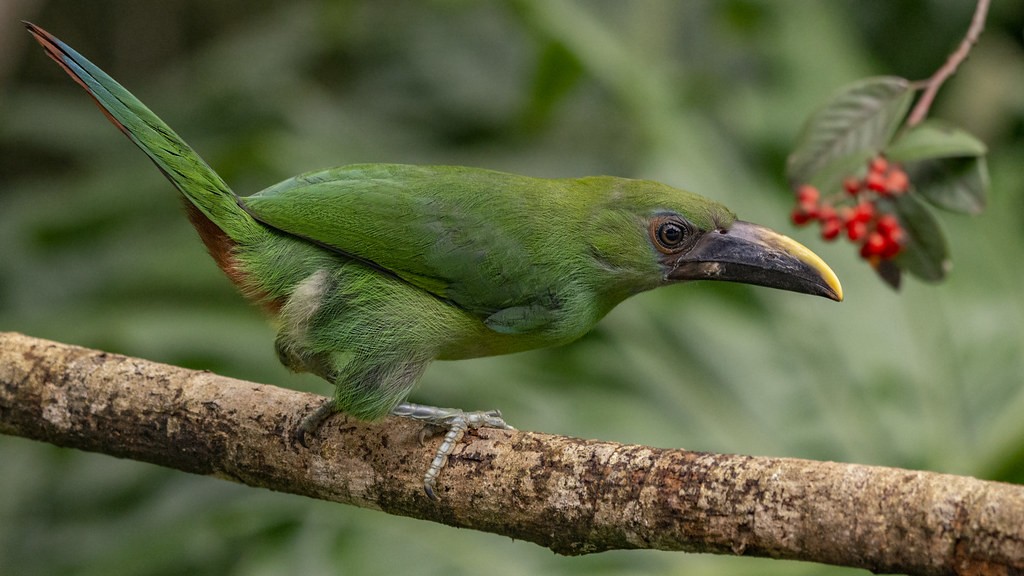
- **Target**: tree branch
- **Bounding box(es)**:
[1,331,1022,574]
[906,0,990,127]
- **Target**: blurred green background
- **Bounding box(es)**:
[2,1,1023,574]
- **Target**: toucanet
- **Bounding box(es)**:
[26,23,842,498]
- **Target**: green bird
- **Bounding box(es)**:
[27,23,841,498]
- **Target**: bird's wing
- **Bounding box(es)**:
[241,164,570,333]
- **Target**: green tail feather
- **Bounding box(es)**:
[26,22,262,245]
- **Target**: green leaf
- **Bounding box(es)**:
[886,119,987,162]
[886,120,989,214]
[882,194,951,283]
[873,259,902,290]
[787,76,913,191]
[906,155,989,215]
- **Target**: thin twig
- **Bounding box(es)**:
[906,0,990,127]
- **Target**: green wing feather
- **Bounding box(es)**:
[241,164,578,332]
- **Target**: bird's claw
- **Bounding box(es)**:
[294,398,336,449]
[295,401,512,499]
[417,424,446,446]
[391,402,514,499]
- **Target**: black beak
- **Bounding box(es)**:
[666,221,843,301]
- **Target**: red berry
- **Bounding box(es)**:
[853,201,875,223]
[821,218,841,241]
[843,177,862,195]
[818,203,836,222]
[799,200,819,216]
[881,225,906,258]
[886,226,905,246]
[866,171,887,193]
[796,184,820,205]
[880,236,903,259]
[885,169,909,194]
[838,206,854,225]
[791,207,813,225]
[869,156,889,175]
[876,214,901,236]
[860,231,887,258]
[846,220,868,241]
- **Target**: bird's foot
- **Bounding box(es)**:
[391,402,515,500]
[294,398,336,448]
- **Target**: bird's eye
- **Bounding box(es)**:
[658,223,685,246]
[650,216,691,254]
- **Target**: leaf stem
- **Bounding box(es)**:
[905,0,990,127]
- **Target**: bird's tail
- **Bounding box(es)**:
[25,22,265,252]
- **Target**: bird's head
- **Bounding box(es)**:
[583,177,843,303]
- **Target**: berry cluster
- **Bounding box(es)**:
[791,156,909,261]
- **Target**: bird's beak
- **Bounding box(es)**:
[666,220,843,301]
